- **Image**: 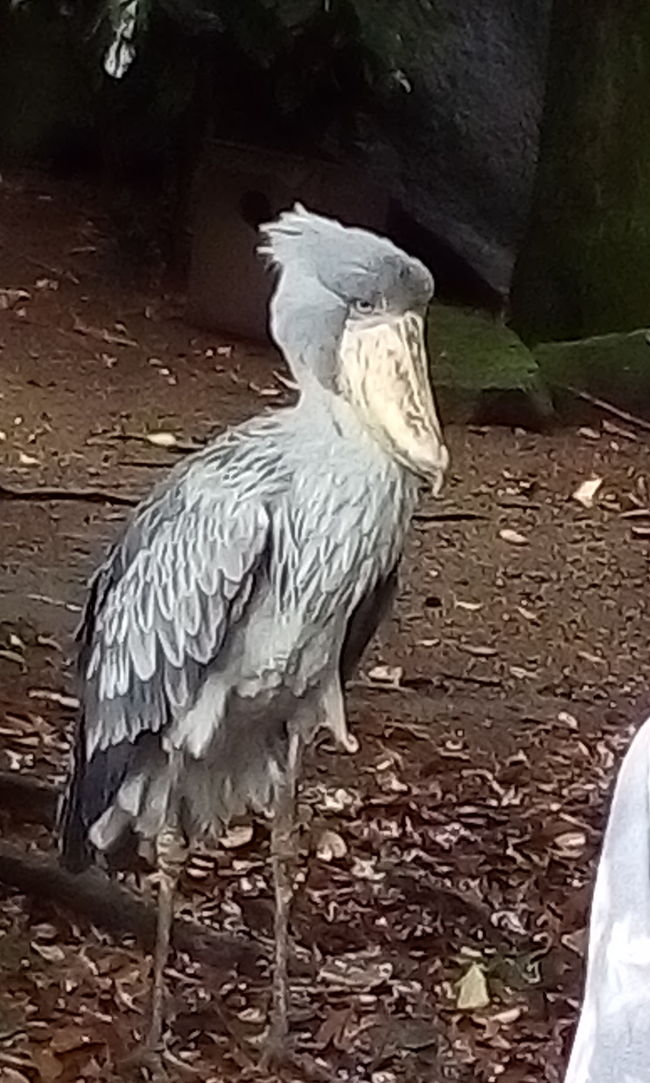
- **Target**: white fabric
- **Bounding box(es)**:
[565,718,650,1083]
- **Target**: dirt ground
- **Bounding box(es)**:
[1,170,649,1083]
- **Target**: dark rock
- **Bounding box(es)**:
[354,1,552,301]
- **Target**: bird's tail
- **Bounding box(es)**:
[58,717,94,873]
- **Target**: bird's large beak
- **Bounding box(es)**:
[339,311,449,493]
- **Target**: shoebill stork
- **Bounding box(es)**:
[59,205,449,1062]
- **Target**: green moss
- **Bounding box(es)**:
[535,329,650,416]
[427,303,553,425]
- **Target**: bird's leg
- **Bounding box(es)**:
[322,676,358,754]
[262,732,302,1068]
[147,823,188,1054]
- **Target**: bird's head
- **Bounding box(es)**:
[259,204,448,492]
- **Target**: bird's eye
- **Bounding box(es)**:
[353,299,374,315]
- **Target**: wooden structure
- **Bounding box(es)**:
[187,141,389,342]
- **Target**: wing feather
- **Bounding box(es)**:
[80,492,272,758]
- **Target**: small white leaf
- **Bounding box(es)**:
[516,605,538,621]
[316,829,348,862]
[572,476,603,508]
[558,710,579,730]
[457,962,490,1011]
[319,953,392,989]
[509,665,537,680]
[553,830,586,858]
[499,528,528,546]
[29,688,80,709]
[458,643,497,657]
[455,599,483,611]
[18,451,40,466]
[145,431,178,448]
[31,941,65,963]
[367,664,403,687]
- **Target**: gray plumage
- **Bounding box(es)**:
[60,204,448,891]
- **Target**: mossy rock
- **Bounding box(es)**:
[427,303,553,427]
[535,330,650,418]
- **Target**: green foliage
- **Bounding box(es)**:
[97,0,406,134]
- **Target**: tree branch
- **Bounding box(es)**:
[0,483,137,506]
[0,841,263,976]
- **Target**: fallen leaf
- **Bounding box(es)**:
[0,649,26,668]
[249,382,281,397]
[620,508,650,519]
[577,649,605,665]
[499,528,528,546]
[319,953,393,989]
[457,961,490,1011]
[17,451,40,466]
[455,599,483,611]
[0,287,30,309]
[29,688,79,709]
[509,665,537,680]
[31,941,65,963]
[145,431,178,448]
[72,314,137,347]
[553,830,586,858]
[578,426,600,440]
[458,643,497,657]
[516,605,538,621]
[490,1006,523,1026]
[350,857,385,882]
[572,476,603,508]
[0,1069,31,1083]
[557,710,579,730]
[316,829,348,861]
[314,1007,353,1050]
[219,824,254,849]
[561,927,587,957]
[367,664,403,687]
[31,1047,63,1081]
[603,419,637,440]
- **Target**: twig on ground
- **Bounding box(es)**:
[0,841,264,976]
[0,483,137,506]
[413,511,488,524]
[566,385,650,434]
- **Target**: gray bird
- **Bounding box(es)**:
[60,205,449,1065]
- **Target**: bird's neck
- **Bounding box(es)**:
[298,377,414,479]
